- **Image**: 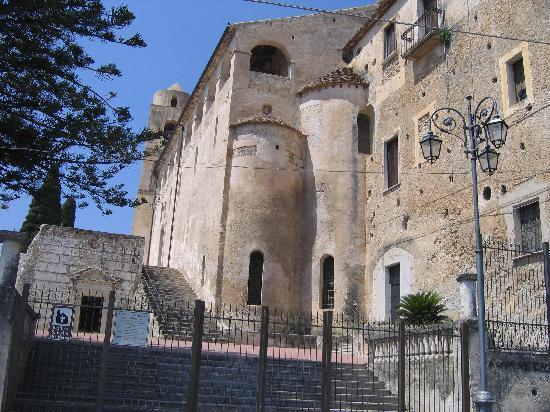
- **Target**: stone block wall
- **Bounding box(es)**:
[15,225,144,298]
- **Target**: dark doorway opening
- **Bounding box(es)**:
[247,251,264,305]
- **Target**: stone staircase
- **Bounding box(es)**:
[141,265,198,340]
[13,339,399,411]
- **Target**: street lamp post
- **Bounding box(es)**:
[420,95,508,412]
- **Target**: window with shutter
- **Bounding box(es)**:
[384,23,397,59]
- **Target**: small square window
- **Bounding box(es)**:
[385,136,399,188]
[384,23,397,59]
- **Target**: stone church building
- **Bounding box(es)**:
[130,0,550,318]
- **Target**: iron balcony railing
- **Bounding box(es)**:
[401,8,445,58]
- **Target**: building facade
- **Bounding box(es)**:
[133,0,550,318]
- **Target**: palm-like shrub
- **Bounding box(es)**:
[397,291,449,325]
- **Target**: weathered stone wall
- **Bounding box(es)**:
[486,352,550,412]
[137,0,550,319]
[298,86,368,313]
[347,0,550,319]
[132,85,188,263]
[222,122,306,311]
[15,225,144,297]
[144,9,374,309]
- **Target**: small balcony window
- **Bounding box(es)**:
[400,7,445,59]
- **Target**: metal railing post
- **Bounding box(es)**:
[321,310,333,412]
[460,321,471,412]
[398,319,406,412]
[543,242,550,350]
[256,306,270,412]
[96,289,116,412]
[187,299,205,412]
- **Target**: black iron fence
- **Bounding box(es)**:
[18,287,471,412]
[483,238,550,353]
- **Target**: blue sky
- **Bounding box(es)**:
[0,0,373,234]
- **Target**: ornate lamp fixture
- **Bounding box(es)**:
[419,96,508,412]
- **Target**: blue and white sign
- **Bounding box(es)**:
[48,305,74,341]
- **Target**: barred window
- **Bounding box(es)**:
[388,264,400,322]
[519,202,541,251]
[322,255,335,309]
[247,251,264,305]
[78,296,103,333]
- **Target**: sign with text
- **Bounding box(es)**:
[112,310,150,347]
[48,305,74,341]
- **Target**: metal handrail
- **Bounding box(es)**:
[401,7,445,57]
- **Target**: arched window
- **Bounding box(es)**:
[170,96,177,107]
[357,113,373,154]
[247,251,264,305]
[163,121,177,140]
[250,45,289,77]
[321,256,335,309]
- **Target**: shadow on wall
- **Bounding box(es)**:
[297,144,316,312]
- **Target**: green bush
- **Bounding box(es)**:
[398,291,449,325]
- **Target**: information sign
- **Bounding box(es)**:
[112,310,150,347]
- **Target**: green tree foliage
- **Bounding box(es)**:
[20,165,62,233]
[61,196,76,227]
[397,291,449,325]
[0,1,161,213]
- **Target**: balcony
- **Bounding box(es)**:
[401,8,445,60]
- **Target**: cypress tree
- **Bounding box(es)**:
[20,166,62,233]
[61,197,76,228]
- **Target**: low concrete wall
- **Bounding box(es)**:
[0,286,38,412]
[487,352,550,412]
